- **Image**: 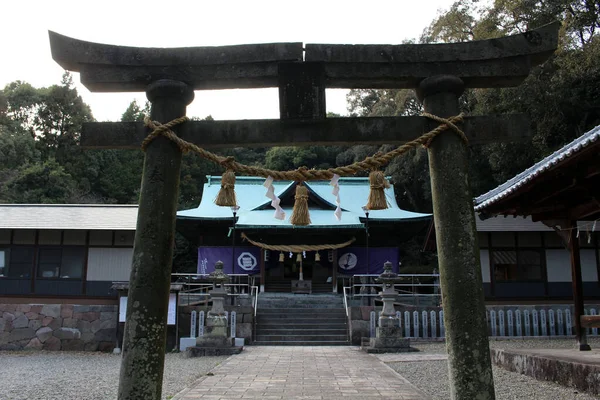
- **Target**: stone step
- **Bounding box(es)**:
[257,323,347,330]
[257,294,344,307]
[257,316,347,323]
[256,328,348,335]
[257,320,347,327]
[252,340,350,346]
[258,309,345,313]
[258,300,344,306]
[255,334,349,342]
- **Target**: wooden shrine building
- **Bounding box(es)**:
[176,176,431,293]
[474,124,600,350]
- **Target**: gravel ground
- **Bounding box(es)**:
[0,351,228,400]
[388,338,600,400]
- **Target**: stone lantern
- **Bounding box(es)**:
[205,261,229,334]
[362,261,416,353]
[375,261,402,328]
[189,261,242,356]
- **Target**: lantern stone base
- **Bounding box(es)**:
[361,327,419,354]
[185,345,243,357]
[186,335,243,357]
[185,314,243,357]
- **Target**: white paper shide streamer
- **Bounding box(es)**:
[263,176,285,220]
[330,174,342,221]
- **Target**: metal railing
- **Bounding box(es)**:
[346,273,442,306]
[251,285,259,317]
[343,286,351,317]
[172,273,255,306]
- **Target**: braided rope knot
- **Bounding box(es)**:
[142,116,190,152]
[141,112,467,180]
[421,113,467,148]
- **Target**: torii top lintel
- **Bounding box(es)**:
[49,22,559,93]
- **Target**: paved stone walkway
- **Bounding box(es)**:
[375,353,448,362]
[173,346,428,399]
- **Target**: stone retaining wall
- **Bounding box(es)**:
[0,304,117,351]
[491,348,600,396]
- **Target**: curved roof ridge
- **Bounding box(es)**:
[474,125,600,211]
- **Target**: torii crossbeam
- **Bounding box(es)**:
[49,22,559,400]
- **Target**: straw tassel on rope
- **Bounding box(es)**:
[215,169,237,207]
[366,171,390,210]
[290,184,311,226]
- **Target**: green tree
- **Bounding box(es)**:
[3,159,78,203]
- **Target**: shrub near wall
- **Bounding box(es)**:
[0,304,117,351]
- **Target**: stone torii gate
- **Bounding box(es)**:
[49,23,559,400]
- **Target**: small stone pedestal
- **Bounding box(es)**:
[362,261,418,354]
[186,261,243,357]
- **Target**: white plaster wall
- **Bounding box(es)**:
[87,247,133,281]
[546,249,572,282]
[581,249,599,282]
[480,250,491,283]
[546,249,598,282]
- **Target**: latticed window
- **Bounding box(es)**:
[37,247,85,279]
[492,249,543,282]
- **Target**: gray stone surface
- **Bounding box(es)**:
[491,348,600,396]
[99,311,114,320]
[41,304,61,318]
[0,350,225,400]
[92,318,115,332]
[9,328,35,342]
[0,343,21,350]
[389,339,600,400]
[28,319,42,331]
[61,305,73,318]
[195,336,233,348]
[54,328,81,340]
[25,337,43,350]
[236,322,252,341]
[62,339,85,351]
[185,346,242,357]
[84,341,99,351]
[175,346,428,399]
[25,312,40,320]
[43,336,61,351]
[63,318,78,328]
[81,332,95,342]
[94,328,115,342]
[48,317,62,331]
[350,320,369,345]
[77,319,92,332]
[3,312,15,321]
[12,315,29,329]
[36,327,53,343]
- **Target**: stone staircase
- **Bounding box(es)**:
[265,280,334,293]
[254,293,350,345]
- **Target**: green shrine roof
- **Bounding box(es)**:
[177,176,431,228]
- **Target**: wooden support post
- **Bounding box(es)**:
[569,220,591,351]
[418,75,495,400]
[278,62,326,120]
[118,79,194,400]
[260,248,265,293]
[332,254,338,293]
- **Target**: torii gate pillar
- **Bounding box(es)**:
[419,75,495,399]
[118,80,194,400]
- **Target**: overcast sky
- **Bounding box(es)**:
[1,0,456,121]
